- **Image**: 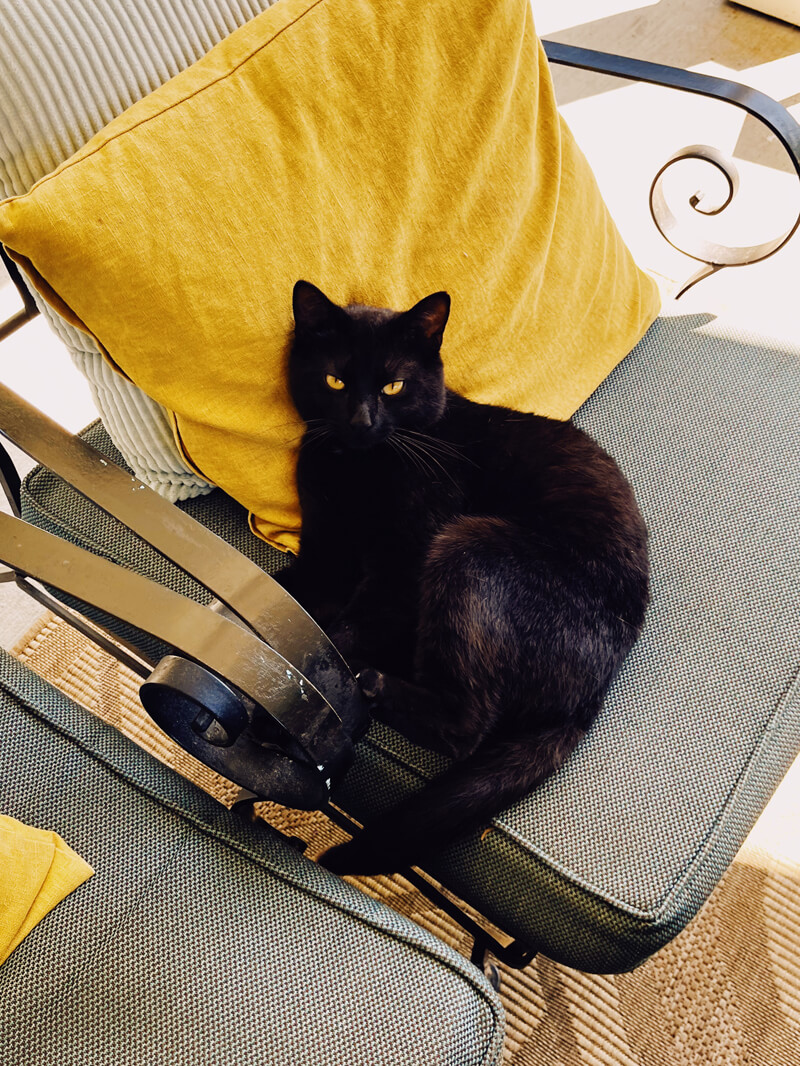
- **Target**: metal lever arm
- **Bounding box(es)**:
[0,380,363,736]
[0,511,352,802]
[0,245,39,342]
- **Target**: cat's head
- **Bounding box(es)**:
[289,280,450,449]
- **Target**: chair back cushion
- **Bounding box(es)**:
[0,0,280,501]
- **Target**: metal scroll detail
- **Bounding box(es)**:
[542,41,800,297]
[649,143,800,297]
[0,510,347,806]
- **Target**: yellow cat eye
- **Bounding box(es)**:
[325,374,346,391]
[382,380,405,397]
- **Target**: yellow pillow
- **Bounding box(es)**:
[0,0,659,553]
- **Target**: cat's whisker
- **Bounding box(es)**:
[402,446,455,490]
[401,440,447,483]
[300,423,336,450]
[268,418,314,433]
[386,437,412,475]
[397,437,442,485]
[400,428,478,467]
[395,430,463,490]
[276,417,333,447]
[388,434,433,480]
[398,436,451,482]
[386,435,409,469]
[405,439,462,465]
[395,434,444,480]
[400,427,462,450]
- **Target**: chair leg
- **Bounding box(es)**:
[470,939,501,992]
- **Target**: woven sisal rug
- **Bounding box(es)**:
[12,613,800,1065]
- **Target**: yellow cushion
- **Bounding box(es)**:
[0,0,660,552]
[0,815,93,965]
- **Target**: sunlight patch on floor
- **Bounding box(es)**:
[534,1,661,36]
[741,753,800,869]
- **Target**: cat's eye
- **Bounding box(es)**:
[381,380,405,397]
[325,374,346,391]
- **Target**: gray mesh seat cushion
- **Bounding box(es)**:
[0,650,503,1066]
[19,313,800,973]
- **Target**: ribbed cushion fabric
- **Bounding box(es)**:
[0,650,504,1065]
[19,313,800,972]
[0,0,278,501]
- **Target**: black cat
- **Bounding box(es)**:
[278,280,649,875]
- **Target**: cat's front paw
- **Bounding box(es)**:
[356,668,385,702]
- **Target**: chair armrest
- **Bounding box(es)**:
[5,46,798,318]
[0,245,39,341]
[543,41,800,294]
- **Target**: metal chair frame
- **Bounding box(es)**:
[1,41,799,981]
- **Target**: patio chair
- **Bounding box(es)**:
[0,5,798,1061]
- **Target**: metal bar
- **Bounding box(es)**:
[0,512,352,779]
[10,574,152,678]
[0,380,364,736]
[542,40,800,291]
[0,244,39,341]
[402,867,537,971]
[0,309,38,343]
[323,802,537,972]
[542,40,800,176]
[0,436,21,516]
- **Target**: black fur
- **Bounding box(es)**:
[277,280,649,875]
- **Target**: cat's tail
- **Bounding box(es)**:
[320,723,586,876]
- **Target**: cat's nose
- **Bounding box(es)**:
[350,403,374,429]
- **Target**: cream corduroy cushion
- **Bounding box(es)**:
[0,0,279,500]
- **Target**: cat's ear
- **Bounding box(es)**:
[293,281,346,337]
[404,292,451,348]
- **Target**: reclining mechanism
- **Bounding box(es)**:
[0,382,368,809]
